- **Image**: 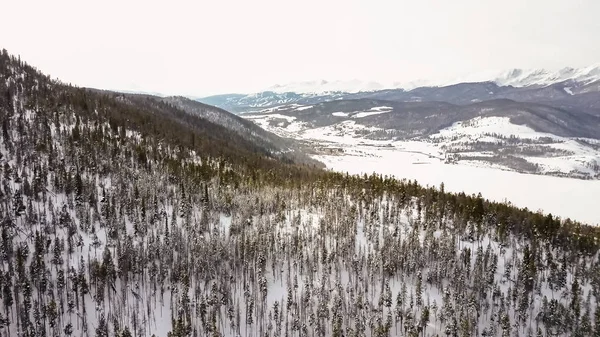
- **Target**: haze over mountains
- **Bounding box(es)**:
[262,64,600,94]
[199,64,600,112]
[195,64,600,182]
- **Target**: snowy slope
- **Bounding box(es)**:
[428,116,600,178]
[492,64,600,87]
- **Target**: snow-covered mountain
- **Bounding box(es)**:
[198,65,600,113]
[265,64,600,94]
[491,64,600,87]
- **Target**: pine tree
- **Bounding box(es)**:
[594,302,600,337]
[420,306,430,336]
[501,312,511,337]
[415,271,423,307]
[121,326,133,337]
[536,327,543,337]
[571,277,581,321]
[96,313,109,337]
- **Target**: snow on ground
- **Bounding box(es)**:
[244,113,600,182]
[244,113,296,124]
[244,104,302,114]
[429,116,600,177]
[330,106,392,118]
[244,113,600,226]
[431,116,557,140]
[300,121,385,145]
[244,113,308,137]
[352,106,393,118]
[526,154,596,176]
[315,147,600,226]
[332,112,349,117]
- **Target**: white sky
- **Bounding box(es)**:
[2,0,600,96]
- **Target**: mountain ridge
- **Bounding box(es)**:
[260,64,600,95]
[198,75,600,114]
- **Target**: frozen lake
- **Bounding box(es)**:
[316,146,600,226]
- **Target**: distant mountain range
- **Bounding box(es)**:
[265,64,600,94]
[197,65,600,113]
[220,65,600,180]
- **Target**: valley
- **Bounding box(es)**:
[244,106,600,225]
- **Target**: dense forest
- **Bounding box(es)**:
[1,49,600,337]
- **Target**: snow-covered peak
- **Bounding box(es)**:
[266,79,387,94]
[262,64,600,95]
[492,64,600,87]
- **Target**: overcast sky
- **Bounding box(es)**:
[3,0,600,96]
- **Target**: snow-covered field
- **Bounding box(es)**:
[317,148,600,226]
[351,106,393,118]
[429,116,600,178]
[244,113,600,226]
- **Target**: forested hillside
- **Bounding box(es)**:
[157,96,319,166]
[2,49,600,337]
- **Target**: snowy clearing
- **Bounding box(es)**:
[431,116,558,141]
[352,106,393,118]
[332,112,349,117]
